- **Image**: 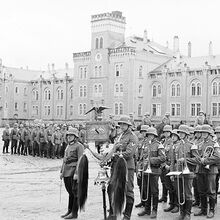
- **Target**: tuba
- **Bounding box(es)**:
[202,146,214,170]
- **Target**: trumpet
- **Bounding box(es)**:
[139,140,152,202]
[202,146,214,170]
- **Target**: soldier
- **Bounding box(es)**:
[78,124,86,145]
[37,124,48,157]
[102,115,138,220]
[129,113,136,131]
[162,125,179,213]
[60,127,84,219]
[194,124,220,218]
[10,123,19,154]
[108,114,117,143]
[52,126,63,159]
[46,123,54,158]
[135,125,149,208]
[174,125,198,220]
[31,124,40,157]
[137,127,165,219]
[215,126,220,198]
[141,112,152,126]
[2,124,10,154]
[188,127,195,143]
[22,123,31,155]
[17,124,24,155]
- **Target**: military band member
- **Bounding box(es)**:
[137,127,166,219]
[162,125,179,213]
[194,125,220,218]
[60,127,84,219]
[174,125,198,220]
[135,125,149,208]
[2,124,10,154]
[10,123,19,154]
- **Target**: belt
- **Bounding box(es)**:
[151,165,160,168]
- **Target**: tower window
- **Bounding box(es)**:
[100,37,103,48]
[95,38,99,49]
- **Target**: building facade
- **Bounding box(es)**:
[0,11,220,126]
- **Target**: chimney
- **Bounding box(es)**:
[51,63,55,72]
[209,41,213,56]
[173,36,179,53]
[143,29,148,43]
[65,62,69,70]
[188,41,192,57]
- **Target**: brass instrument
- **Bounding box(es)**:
[202,146,214,170]
[139,140,152,202]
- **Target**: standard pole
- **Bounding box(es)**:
[102,182,107,220]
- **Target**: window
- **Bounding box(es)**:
[120,84,123,93]
[80,67,83,79]
[99,66,102,76]
[171,103,181,116]
[60,106,63,116]
[191,104,195,116]
[212,103,217,116]
[15,87,18,94]
[219,82,220,95]
[70,87,74,99]
[171,84,175,97]
[32,105,38,115]
[138,104,142,116]
[100,37,103,49]
[23,102,27,112]
[33,89,39,101]
[171,104,175,116]
[60,89,64,100]
[70,105,74,116]
[95,38,99,49]
[84,67,87,79]
[139,84,143,95]
[212,82,217,95]
[44,89,51,100]
[79,86,83,97]
[83,86,87,97]
[79,66,87,79]
[152,104,161,116]
[79,104,83,115]
[197,83,201,96]
[139,66,143,77]
[176,84,180,96]
[95,66,98,77]
[15,102,18,111]
[57,106,60,116]
[98,84,102,93]
[158,85,161,96]
[24,88,27,96]
[114,103,119,115]
[196,103,201,116]
[191,103,201,116]
[177,104,181,116]
[48,106,51,116]
[152,85,157,97]
[119,103,123,115]
[83,104,86,114]
[57,88,61,99]
[116,65,119,77]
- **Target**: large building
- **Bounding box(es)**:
[0,11,220,126]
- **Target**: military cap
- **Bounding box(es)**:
[214,126,220,134]
[189,126,195,134]
[200,124,212,134]
[163,125,172,132]
[118,115,132,126]
[146,127,158,137]
[140,125,149,132]
[194,125,202,133]
[67,127,79,137]
[171,129,180,139]
[178,125,190,135]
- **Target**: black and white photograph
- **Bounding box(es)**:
[1,0,220,219]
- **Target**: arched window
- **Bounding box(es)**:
[80,67,83,79]
[36,91,39,100]
[60,89,64,100]
[79,104,83,115]
[100,37,103,49]
[70,87,74,99]
[119,103,123,115]
[115,103,119,115]
[139,66,143,77]
[138,104,142,116]
[152,85,157,97]
[191,83,195,96]
[83,104,86,114]
[171,84,175,96]
[99,66,102,76]
[24,88,27,96]
[139,84,142,94]
[32,89,38,100]
[158,85,161,96]
[57,88,61,99]
[212,82,217,95]
[176,84,180,96]
[15,102,18,110]
[94,84,98,94]
[197,83,201,96]
[95,66,98,77]
[98,84,102,93]
[15,87,18,94]
[83,86,87,97]
[120,84,123,93]
[115,84,119,93]
[84,67,87,79]
[79,86,83,97]
[45,90,48,100]
[95,38,99,49]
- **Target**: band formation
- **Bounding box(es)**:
[2,110,220,220]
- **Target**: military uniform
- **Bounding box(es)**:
[31,126,39,156]
[46,126,53,158]
[2,126,10,153]
[52,129,63,158]
[37,127,48,157]
[61,127,68,158]
[10,125,19,154]
[21,126,31,155]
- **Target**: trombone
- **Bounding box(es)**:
[139,140,152,202]
[166,139,192,205]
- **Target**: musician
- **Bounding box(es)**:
[174,125,198,220]
[194,124,220,218]
[135,125,149,208]
[162,125,179,213]
[102,115,138,220]
[159,125,172,205]
[137,127,165,219]
[60,127,84,219]
[192,125,203,207]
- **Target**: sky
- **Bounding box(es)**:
[0,0,220,70]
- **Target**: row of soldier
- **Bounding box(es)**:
[2,122,86,159]
[134,123,220,219]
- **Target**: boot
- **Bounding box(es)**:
[174,205,185,220]
[158,184,167,202]
[164,192,174,212]
[150,210,157,219]
[137,209,150,216]
[207,198,215,218]
[171,206,179,213]
[194,196,207,216]
[135,202,144,208]
[64,213,77,219]
[123,201,133,220]
[150,195,158,218]
[61,210,71,218]
[183,200,192,220]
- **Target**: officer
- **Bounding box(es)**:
[37,124,48,157]
[215,126,220,198]
[46,123,54,158]
[162,125,179,213]
[31,124,40,157]
[52,126,63,159]
[192,125,203,207]
[174,125,198,220]
[2,124,10,154]
[22,123,31,155]
[135,125,149,208]
[103,115,138,220]
[10,123,19,154]
[17,124,24,155]
[60,127,84,219]
[194,124,220,218]
[137,127,166,219]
